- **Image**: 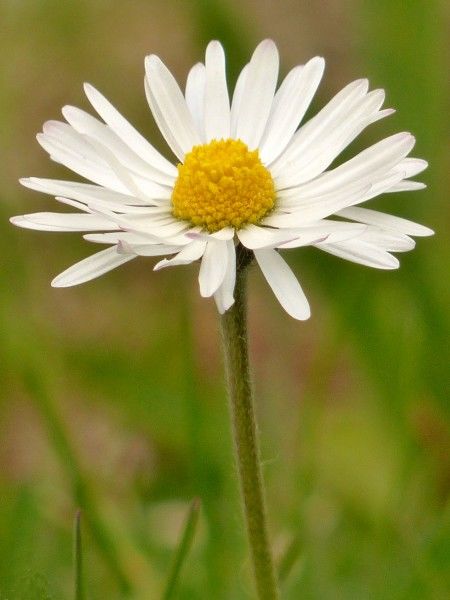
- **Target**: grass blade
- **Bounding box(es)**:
[74,510,85,600]
[162,498,201,600]
[277,532,304,585]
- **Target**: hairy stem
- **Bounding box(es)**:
[220,247,280,600]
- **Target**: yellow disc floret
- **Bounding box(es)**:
[171,139,275,232]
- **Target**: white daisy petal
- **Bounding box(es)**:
[260,57,325,165]
[198,239,229,297]
[276,182,371,224]
[83,83,176,176]
[316,238,400,269]
[272,88,390,185]
[20,177,151,207]
[254,248,310,320]
[276,222,367,248]
[214,240,236,313]
[10,212,117,232]
[185,63,206,139]
[237,224,298,249]
[62,105,175,186]
[277,132,415,196]
[117,242,181,256]
[271,78,369,176]
[235,40,279,149]
[37,130,128,193]
[84,231,159,245]
[145,54,201,159]
[84,135,170,203]
[204,41,230,141]
[230,63,249,137]
[389,180,427,192]
[338,206,434,237]
[154,239,207,270]
[51,246,135,287]
[395,157,428,178]
[359,229,415,252]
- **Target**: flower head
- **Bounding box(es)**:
[11,40,433,319]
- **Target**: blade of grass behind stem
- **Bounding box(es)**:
[74,511,84,600]
[277,532,304,586]
[162,498,201,600]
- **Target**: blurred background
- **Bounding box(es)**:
[1,1,449,598]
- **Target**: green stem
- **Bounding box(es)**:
[219,247,280,600]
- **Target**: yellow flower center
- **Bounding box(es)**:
[171,139,275,233]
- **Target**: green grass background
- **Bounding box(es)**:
[0,1,448,598]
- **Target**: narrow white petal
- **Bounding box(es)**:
[62,105,175,186]
[10,212,117,232]
[395,157,428,178]
[316,238,400,269]
[145,79,184,161]
[214,240,236,313]
[154,239,207,270]
[235,40,279,149]
[338,206,434,236]
[278,132,415,196]
[210,226,235,240]
[84,231,160,245]
[51,246,134,287]
[237,224,298,249]
[254,248,310,320]
[188,226,235,241]
[204,41,230,141]
[260,57,325,165]
[359,229,415,252]
[20,177,150,207]
[83,83,176,176]
[84,136,169,203]
[272,89,389,185]
[185,63,206,139]
[198,239,229,297]
[275,222,367,248]
[230,63,248,136]
[37,131,128,193]
[82,206,182,243]
[389,180,426,192]
[117,242,181,256]
[276,182,371,224]
[271,78,369,176]
[145,55,201,159]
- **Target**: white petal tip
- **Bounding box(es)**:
[145,54,161,72]
[294,309,311,321]
[417,225,434,236]
[153,260,167,271]
[9,216,23,226]
[61,105,76,119]
[311,56,325,68]
[207,40,222,50]
[260,38,276,48]
[51,276,70,288]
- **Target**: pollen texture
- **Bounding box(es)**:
[171,139,275,232]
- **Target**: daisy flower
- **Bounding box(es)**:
[11,40,433,320]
